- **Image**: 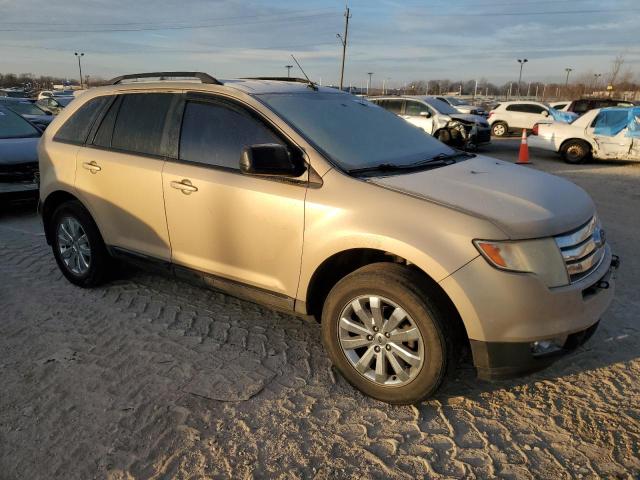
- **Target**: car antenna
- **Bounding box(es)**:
[291,54,318,91]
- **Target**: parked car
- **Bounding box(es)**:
[549,101,571,111]
[0,89,29,98]
[370,96,491,148]
[0,97,54,129]
[529,106,640,163]
[488,101,555,136]
[565,98,637,116]
[0,105,41,201]
[436,96,487,116]
[36,96,74,114]
[38,72,617,404]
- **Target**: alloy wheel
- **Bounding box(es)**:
[57,216,91,275]
[338,295,424,387]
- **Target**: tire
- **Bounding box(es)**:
[435,129,451,144]
[321,263,456,404]
[561,139,591,164]
[50,200,110,287]
[491,122,508,137]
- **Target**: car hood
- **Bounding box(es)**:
[450,113,487,125]
[0,137,39,165]
[368,155,594,239]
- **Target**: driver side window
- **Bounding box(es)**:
[405,101,427,116]
[179,100,283,170]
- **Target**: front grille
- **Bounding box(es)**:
[555,216,606,283]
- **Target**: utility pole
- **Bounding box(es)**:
[367,72,373,95]
[285,65,293,78]
[526,82,531,98]
[535,83,539,100]
[74,52,84,89]
[517,58,528,97]
[337,5,351,91]
[564,67,573,90]
[473,79,478,99]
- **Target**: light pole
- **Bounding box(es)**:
[74,52,84,89]
[367,72,374,95]
[285,65,293,78]
[564,67,573,90]
[517,58,528,97]
[593,73,602,92]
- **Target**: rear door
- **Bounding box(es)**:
[75,92,177,260]
[161,94,306,301]
[506,103,548,129]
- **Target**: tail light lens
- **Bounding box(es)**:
[532,123,539,135]
[488,111,494,119]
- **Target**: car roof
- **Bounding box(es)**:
[86,78,345,97]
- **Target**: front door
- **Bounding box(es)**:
[402,100,434,134]
[162,96,306,300]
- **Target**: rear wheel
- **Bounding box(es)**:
[491,122,508,137]
[321,263,455,404]
[51,201,110,287]
[561,139,591,164]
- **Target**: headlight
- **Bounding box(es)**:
[474,238,569,287]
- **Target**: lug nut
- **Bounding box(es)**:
[373,326,379,332]
[374,346,381,352]
[367,335,373,341]
[385,345,391,351]
[384,332,390,338]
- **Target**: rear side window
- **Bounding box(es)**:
[111,93,175,157]
[179,100,282,170]
[53,95,112,144]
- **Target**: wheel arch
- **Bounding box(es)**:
[560,137,593,153]
[41,190,86,245]
[302,248,470,350]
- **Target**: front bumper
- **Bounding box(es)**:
[0,181,39,201]
[440,246,618,379]
[471,127,492,145]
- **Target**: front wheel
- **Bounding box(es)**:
[51,201,110,287]
[321,263,455,404]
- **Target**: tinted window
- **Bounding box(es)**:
[506,103,546,114]
[179,100,282,169]
[0,107,40,139]
[405,100,426,116]
[377,99,403,114]
[111,93,175,156]
[53,95,111,144]
[92,96,120,148]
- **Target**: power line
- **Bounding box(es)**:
[0,11,340,33]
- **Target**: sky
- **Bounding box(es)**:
[1,0,639,88]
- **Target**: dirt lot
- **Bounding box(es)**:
[1,139,639,479]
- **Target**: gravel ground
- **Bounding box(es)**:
[1,140,639,479]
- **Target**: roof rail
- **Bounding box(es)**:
[243,77,312,84]
[109,72,222,85]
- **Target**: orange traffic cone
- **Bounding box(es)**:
[517,129,530,164]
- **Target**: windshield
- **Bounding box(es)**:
[424,98,459,115]
[55,97,74,106]
[4,101,44,116]
[0,108,40,139]
[446,97,468,106]
[259,92,454,171]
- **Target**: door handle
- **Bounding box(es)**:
[170,179,198,194]
[82,161,101,173]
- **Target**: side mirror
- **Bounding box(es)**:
[420,111,432,118]
[240,144,304,177]
[542,110,549,117]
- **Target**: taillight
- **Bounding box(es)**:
[488,111,494,119]
[532,123,539,135]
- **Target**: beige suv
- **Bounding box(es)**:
[38,72,618,404]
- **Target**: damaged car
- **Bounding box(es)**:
[369,96,491,149]
[529,106,640,163]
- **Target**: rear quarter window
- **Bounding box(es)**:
[53,95,112,145]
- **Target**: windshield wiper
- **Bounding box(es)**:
[348,151,475,176]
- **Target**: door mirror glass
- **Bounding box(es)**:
[420,111,431,118]
[240,144,304,177]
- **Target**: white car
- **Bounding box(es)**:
[436,96,487,116]
[370,96,491,147]
[488,101,553,137]
[529,107,640,163]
